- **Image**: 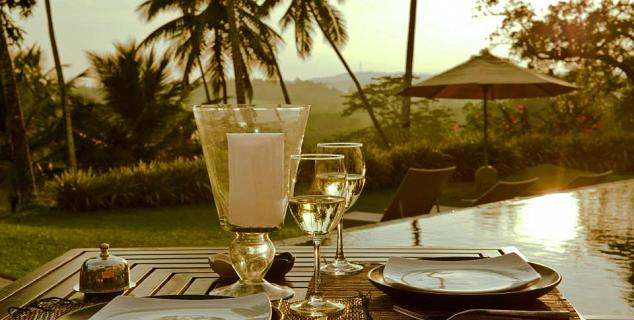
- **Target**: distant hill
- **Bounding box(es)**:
[188,79,349,115]
[310,71,433,93]
[72,72,474,143]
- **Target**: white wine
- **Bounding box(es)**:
[346,174,365,209]
[315,172,347,196]
[315,172,365,209]
[288,195,346,236]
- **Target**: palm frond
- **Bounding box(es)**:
[258,0,285,16]
[311,0,348,46]
[280,0,315,58]
[208,31,228,99]
[137,0,199,21]
[139,16,188,47]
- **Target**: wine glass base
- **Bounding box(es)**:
[290,298,345,317]
[210,279,294,301]
[321,260,364,276]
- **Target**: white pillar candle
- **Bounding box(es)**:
[227,133,285,227]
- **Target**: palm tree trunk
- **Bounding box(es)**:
[221,73,228,103]
[402,0,417,142]
[196,56,212,103]
[276,63,291,104]
[0,22,36,201]
[330,42,390,149]
[226,0,246,104]
[45,0,77,170]
[311,9,390,149]
[267,43,291,104]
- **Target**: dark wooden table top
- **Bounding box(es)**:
[0,246,579,319]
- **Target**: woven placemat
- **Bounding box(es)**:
[278,296,370,320]
[311,263,581,320]
[7,298,96,320]
[9,297,368,320]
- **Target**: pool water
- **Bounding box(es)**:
[341,180,634,316]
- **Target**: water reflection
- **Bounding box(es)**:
[514,193,579,249]
[343,180,634,315]
[411,219,421,247]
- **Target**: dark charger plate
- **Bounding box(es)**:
[368,261,562,304]
[59,295,283,320]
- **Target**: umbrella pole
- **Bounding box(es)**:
[482,85,489,166]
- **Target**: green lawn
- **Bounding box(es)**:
[0,204,305,279]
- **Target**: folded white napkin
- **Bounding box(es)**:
[88,293,271,320]
[384,253,541,294]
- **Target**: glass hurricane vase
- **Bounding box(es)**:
[193,104,310,300]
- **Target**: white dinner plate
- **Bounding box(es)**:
[383,253,541,294]
[369,259,561,304]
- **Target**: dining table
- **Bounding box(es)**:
[0,246,581,319]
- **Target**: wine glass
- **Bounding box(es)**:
[288,154,348,317]
[318,142,366,276]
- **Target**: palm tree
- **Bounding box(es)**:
[263,0,390,148]
[0,0,37,202]
[226,0,247,103]
[44,0,77,169]
[402,0,417,141]
[138,0,213,102]
[87,41,195,166]
[11,46,80,167]
[138,0,290,104]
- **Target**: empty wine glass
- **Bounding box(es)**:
[288,154,348,317]
[318,142,366,276]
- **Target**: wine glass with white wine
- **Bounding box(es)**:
[318,142,366,276]
[288,154,348,317]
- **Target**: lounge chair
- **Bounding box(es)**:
[344,166,456,224]
[464,177,539,206]
[380,166,456,221]
[565,170,613,189]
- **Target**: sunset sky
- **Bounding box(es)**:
[15,0,560,82]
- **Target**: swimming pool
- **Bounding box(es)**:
[339,180,634,316]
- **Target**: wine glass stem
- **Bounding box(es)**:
[333,221,347,263]
[311,238,324,300]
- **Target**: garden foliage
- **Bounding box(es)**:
[42,130,634,211]
[41,157,211,211]
[363,131,634,190]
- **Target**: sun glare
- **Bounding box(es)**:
[514,193,580,250]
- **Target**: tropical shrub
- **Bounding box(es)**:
[40,131,634,210]
[363,146,396,190]
[385,143,454,179]
[342,76,456,146]
[514,132,634,172]
[440,136,522,181]
[41,157,211,211]
[362,131,634,190]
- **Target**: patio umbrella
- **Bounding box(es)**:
[400,49,577,165]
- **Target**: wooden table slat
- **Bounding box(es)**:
[183,278,215,295]
[0,251,95,310]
